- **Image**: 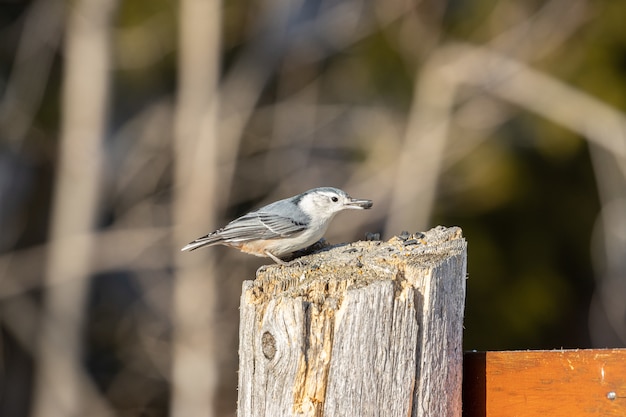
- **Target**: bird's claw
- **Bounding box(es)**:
[287,258,308,268]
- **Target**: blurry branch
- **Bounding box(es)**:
[386,0,592,235]
[436,44,626,158]
[0,0,63,144]
[208,0,418,239]
[219,0,412,203]
[0,227,170,299]
[386,41,626,233]
[385,56,457,235]
[107,100,173,222]
[218,0,296,202]
[386,41,626,343]
[488,0,588,60]
[591,196,626,345]
[444,44,626,274]
[171,0,221,416]
[32,1,118,417]
[589,147,626,345]
[269,72,321,189]
[224,95,402,235]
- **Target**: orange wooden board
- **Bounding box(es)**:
[463,349,626,417]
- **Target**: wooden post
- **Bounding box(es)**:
[237,226,467,417]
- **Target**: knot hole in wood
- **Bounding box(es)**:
[261,331,276,360]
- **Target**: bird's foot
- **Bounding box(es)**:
[265,251,289,265]
[286,257,309,268]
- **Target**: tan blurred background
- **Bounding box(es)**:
[1,0,625,416]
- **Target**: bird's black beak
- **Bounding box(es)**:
[346,197,373,209]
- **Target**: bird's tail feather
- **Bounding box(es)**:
[180,234,222,252]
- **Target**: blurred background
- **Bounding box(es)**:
[1,0,625,416]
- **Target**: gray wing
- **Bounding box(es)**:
[218,199,310,242]
[181,196,309,251]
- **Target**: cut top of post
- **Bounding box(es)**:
[246,225,466,308]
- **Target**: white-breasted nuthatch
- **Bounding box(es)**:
[181,187,373,264]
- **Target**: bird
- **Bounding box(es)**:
[181,187,373,264]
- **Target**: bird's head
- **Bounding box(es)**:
[297,187,373,221]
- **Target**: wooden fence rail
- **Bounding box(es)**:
[463,348,626,417]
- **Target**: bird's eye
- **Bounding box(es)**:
[331,196,338,202]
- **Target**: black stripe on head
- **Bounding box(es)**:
[314,187,347,197]
[300,187,346,198]
[291,192,305,206]
[290,187,347,209]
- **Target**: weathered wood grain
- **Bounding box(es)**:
[238,226,467,417]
